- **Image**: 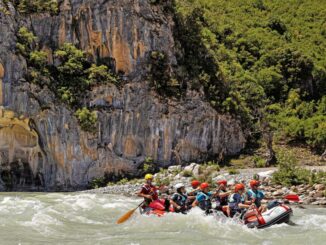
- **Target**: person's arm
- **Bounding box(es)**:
[188,188,199,196]
[218,191,231,198]
[238,203,251,209]
[192,199,199,207]
[137,187,152,199]
[137,192,152,199]
[170,198,181,210]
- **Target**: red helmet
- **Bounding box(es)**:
[217,180,227,186]
[250,180,260,188]
[235,183,245,192]
[191,180,201,188]
[200,182,209,190]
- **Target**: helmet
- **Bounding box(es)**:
[200,182,209,190]
[191,180,201,188]
[250,180,260,188]
[235,183,245,192]
[175,183,185,190]
[217,180,227,186]
[145,174,153,180]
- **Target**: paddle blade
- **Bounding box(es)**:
[284,194,300,202]
[116,208,137,224]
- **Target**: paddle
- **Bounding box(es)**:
[116,201,144,224]
[283,194,300,202]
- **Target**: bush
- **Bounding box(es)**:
[272,150,310,186]
[228,168,240,175]
[89,177,106,189]
[117,178,129,185]
[182,170,193,177]
[87,64,119,85]
[16,27,37,56]
[253,155,266,168]
[16,0,58,15]
[155,177,170,187]
[75,107,98,132]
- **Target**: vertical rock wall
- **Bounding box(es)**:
[0,0,246,190]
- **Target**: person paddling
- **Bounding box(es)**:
[247,180,267,213]
[215,180,231,216]
[137,174,170,212]
[170,183,190,214]
[188,180,201,196]
[228,183,252,217]
[192,182,216,214]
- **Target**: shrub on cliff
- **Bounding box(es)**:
[75,107,98,132]
[148,50,181,97]
[16,0,58,15]
[87,64,119,85]
[16,27,37,56]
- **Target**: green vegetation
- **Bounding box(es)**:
[75,107,98,132]
[267,91,326,152]
[181,169,193,177]
[89,176,106,189]
[1,0,58,15]
[253,155,267,168]
[228,168,240,175]
[15,26,120,132]
[172,0,326,152]
[272,150,326,186]
[16,27,37,56]
[13,0,58,15]
[148,51,181,97]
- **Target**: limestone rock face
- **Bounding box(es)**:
[0,0,246,190]
[31,0,176,79]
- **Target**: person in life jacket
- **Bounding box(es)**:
[192,182,217,214]
[188,180,201,196]
[137,174,170,212]
[215,180,231,216]
[170,183,191,214]
[247,180,267,213]
[186,180,201,206]
[228,183,253,217]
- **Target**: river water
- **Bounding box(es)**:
[0,193,325,245]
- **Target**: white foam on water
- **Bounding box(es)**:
[20,210,63,236]
[295,213,326,231]
[1,193,325,245]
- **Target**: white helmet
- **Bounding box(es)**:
[175,183,185,190]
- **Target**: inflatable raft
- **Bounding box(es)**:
[140,201,293,229]
[244,204,292,229]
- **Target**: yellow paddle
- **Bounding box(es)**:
[116,201,144,224]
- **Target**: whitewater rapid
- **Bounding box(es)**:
[0,193,325,245]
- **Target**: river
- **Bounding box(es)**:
[0,193,325,245]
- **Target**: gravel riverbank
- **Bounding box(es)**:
[83,164,326,206]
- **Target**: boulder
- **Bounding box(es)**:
[302,197,316,205]
[314,184,325,191]
[272,190,284,197]
[183,163,198,172]
[168,165,182,173]
[311,199,326,205]
[192,164,201,178]
[313,191,325,198]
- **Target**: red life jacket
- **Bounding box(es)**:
[141,184,158,200]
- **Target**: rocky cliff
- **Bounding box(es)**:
[0,0,245,191]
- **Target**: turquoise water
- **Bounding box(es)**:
[0,193,325,245]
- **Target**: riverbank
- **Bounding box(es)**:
[84,164,326,206]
